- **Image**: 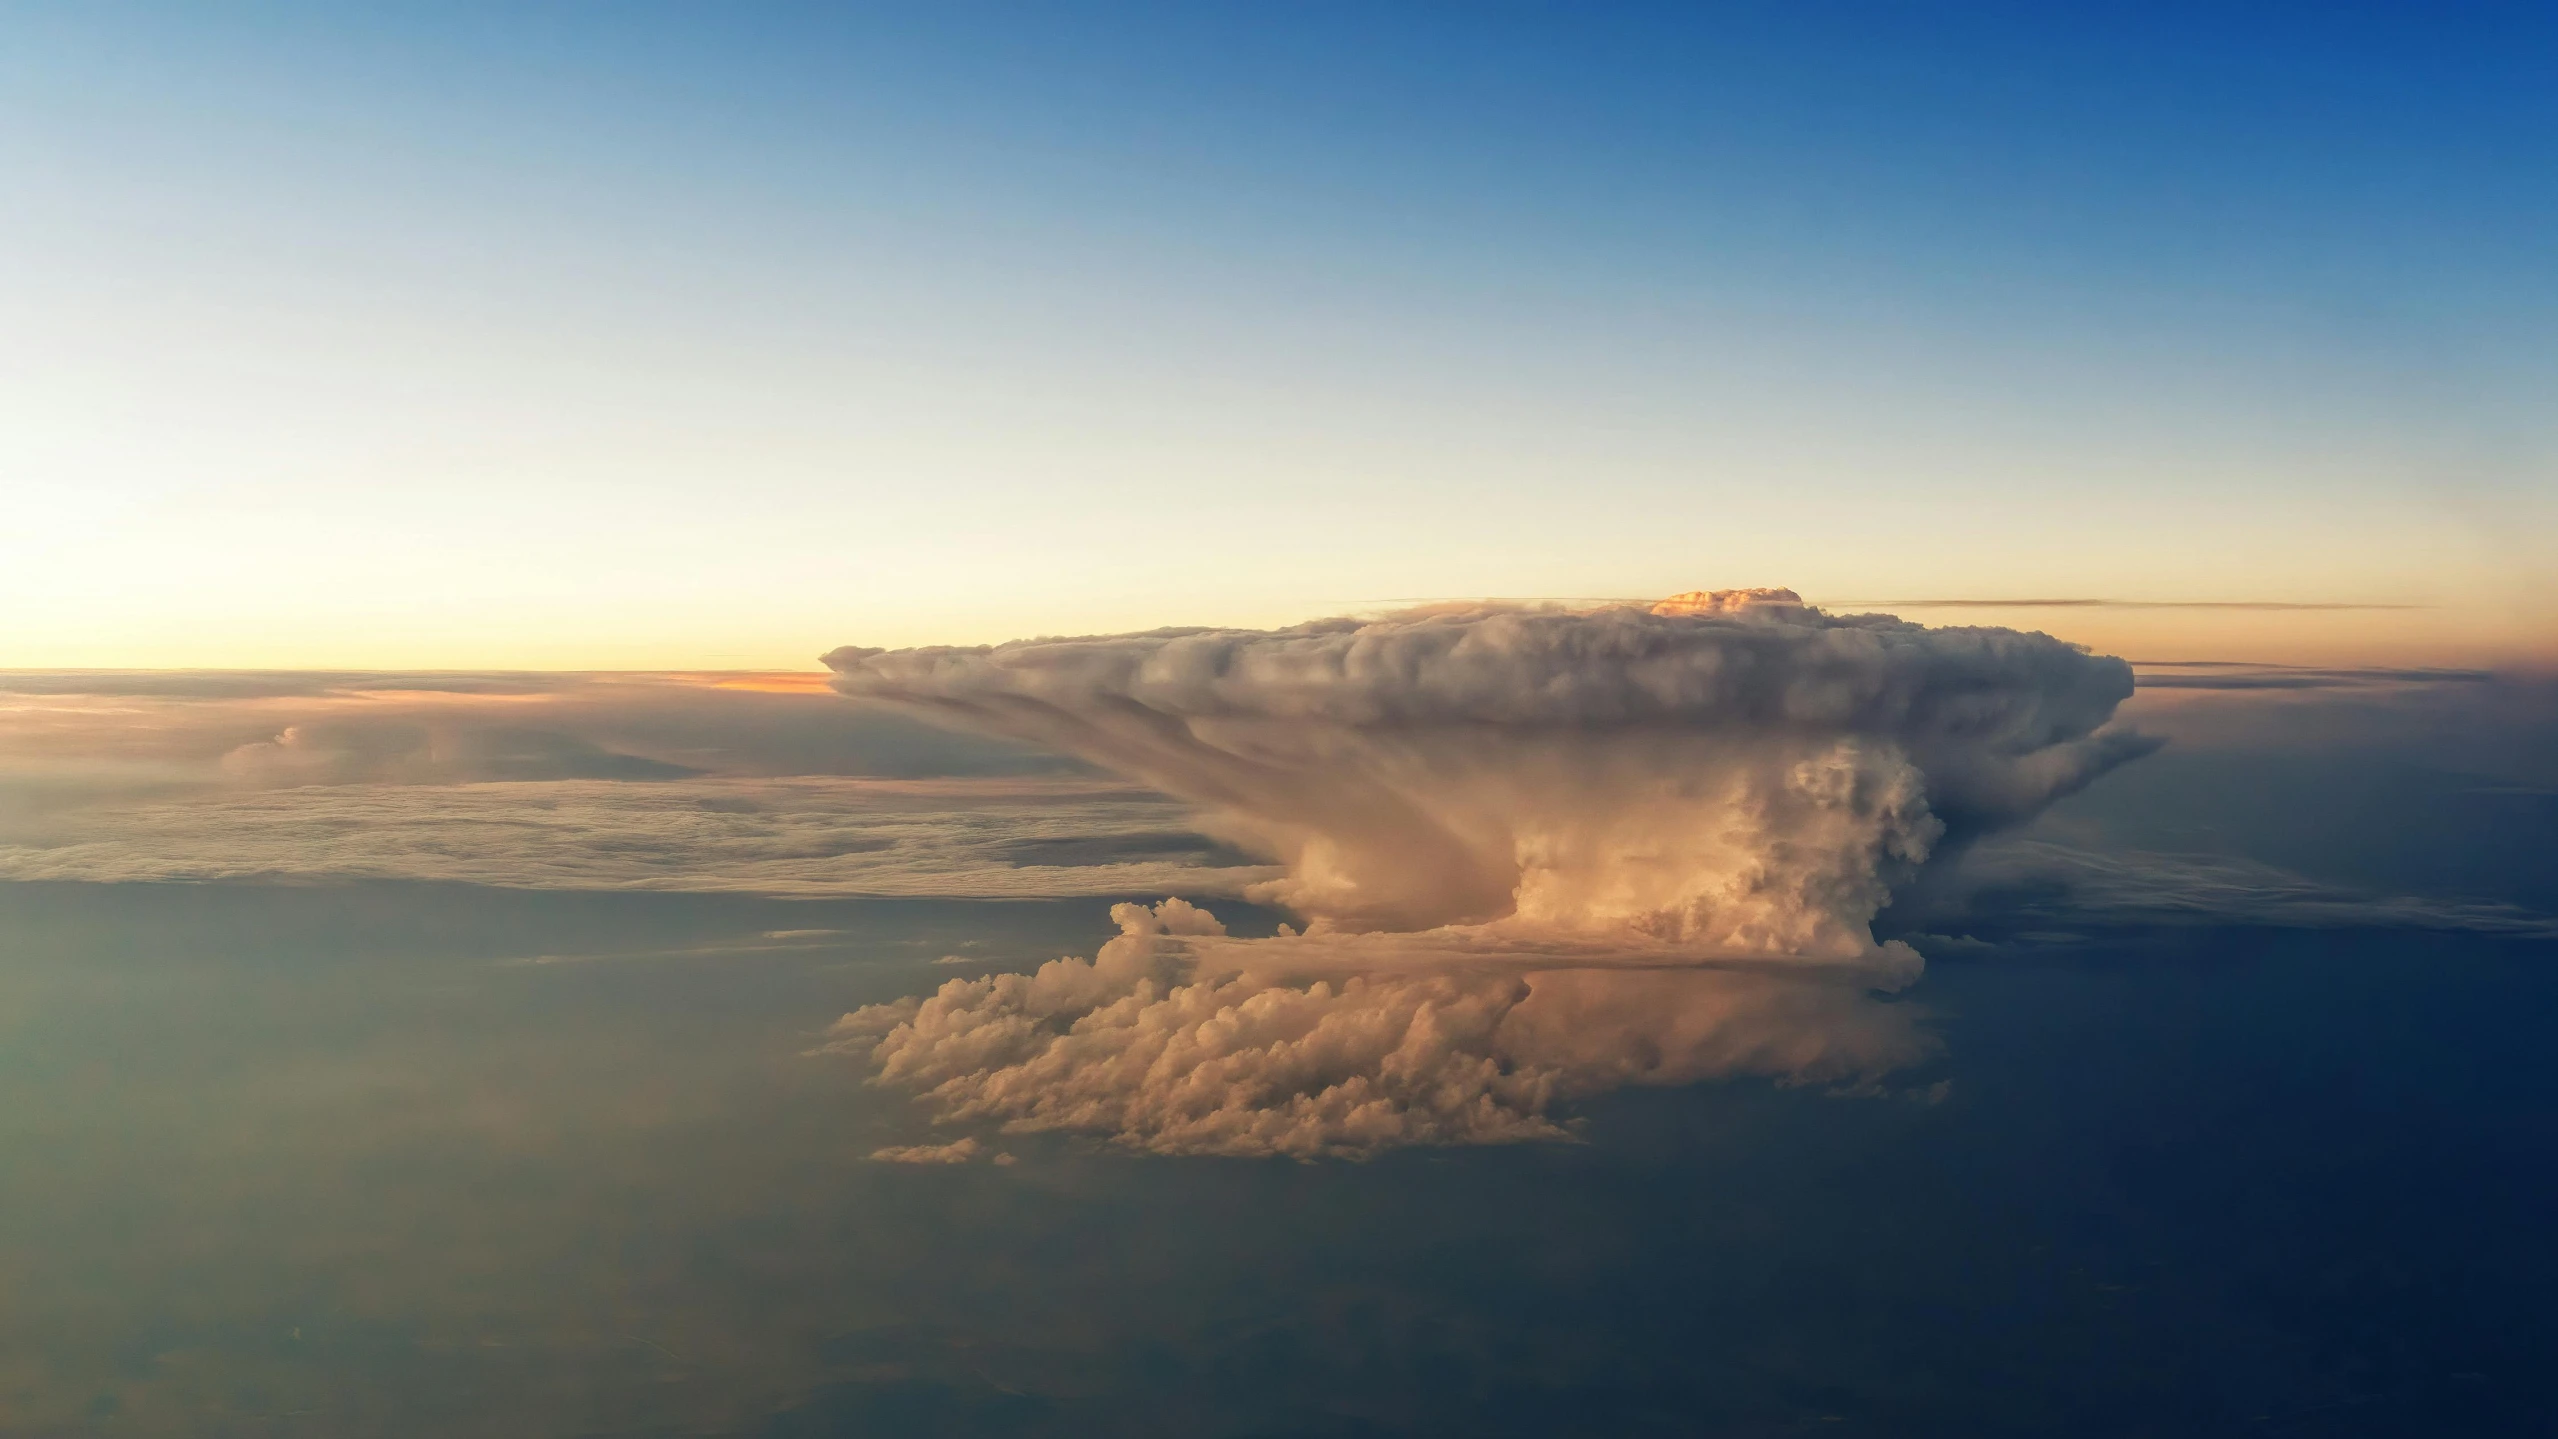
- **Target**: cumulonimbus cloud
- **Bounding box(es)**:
[820,591,2153,1157]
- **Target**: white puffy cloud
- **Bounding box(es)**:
[824,898,1933,1159]
[827,590,2147,939]
[822,592,2149,1155]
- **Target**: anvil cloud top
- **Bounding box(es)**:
[822,592,2151,1154]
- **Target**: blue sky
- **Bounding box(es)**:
[5,3,2552,665]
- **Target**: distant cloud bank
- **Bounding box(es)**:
[2129,661,2495,691]
[1920,840,2558,941]
[0,776,1267,898]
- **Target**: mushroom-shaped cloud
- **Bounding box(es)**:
[819,591,2152,1157]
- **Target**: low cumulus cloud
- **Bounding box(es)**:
[823,897,1935,1158]
[818,591,2154,1156]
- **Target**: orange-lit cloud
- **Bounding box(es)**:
[638,671,839,694]
[820,591,2151,1155]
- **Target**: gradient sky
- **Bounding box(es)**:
[6,2,2553,668]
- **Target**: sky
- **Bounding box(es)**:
[7,12,2558,1422]
[5,2,2555,668]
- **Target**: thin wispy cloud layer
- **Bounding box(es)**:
[0,671,575,699]
[820,592,2152,1156]
[2112,670,2558,777]
[1347,597,2425,614]
[2130,661,2496,690]
[219,722,705,784]
[0,669,1060,796]
[0,777,1269,898]
[0,671,1188,896]
[1924,840,2558,940]
[1850,599,2425,611]
[9,642,2548,1166]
